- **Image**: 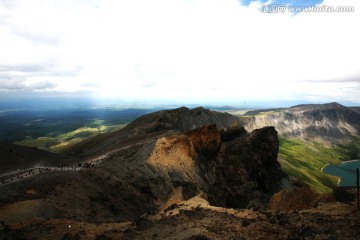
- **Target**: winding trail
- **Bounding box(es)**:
[0,139,156,186]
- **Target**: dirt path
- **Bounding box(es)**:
[0,139,156,186]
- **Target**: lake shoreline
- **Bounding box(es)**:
[341,159,360,163]
[322,159,360,187]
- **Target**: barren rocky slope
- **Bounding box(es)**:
[2,193,359,240]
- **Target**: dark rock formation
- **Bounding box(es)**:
[171,124,285,209]
[205,126,285,209]
[186,124,222,159]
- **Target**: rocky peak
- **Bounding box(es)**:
[159,107,242,132]
[289,102,347,111]
[68,107,243,157]
[124,106,242,135]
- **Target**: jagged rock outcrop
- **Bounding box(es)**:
[244,102,360,141]
[147,124,286,210]
[186,124,222,159]
[205,126,286,209]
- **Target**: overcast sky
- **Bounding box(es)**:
[0,0,359,106]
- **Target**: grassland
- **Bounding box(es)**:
[15,123,126,153]
[278,136,360,193]
[0,107,156,153]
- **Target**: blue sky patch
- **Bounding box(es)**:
[240,0,324,7]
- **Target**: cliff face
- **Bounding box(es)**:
[244,102,360,141]
[146,124,285,210]
[186,124,222,159]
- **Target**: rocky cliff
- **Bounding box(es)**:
[244,102,360,141]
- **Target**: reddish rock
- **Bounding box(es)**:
[268,185,335,211]
[186,124,221,159]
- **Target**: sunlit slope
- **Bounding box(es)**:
[15,124,125,153]
[278,136,360,193]
[0,108,153,152]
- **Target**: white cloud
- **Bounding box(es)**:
[0,0,359,104]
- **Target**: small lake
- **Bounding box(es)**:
[322,160,360,186]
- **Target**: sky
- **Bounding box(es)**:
[0,0,359,107]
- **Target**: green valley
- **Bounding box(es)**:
[279,137,360,193]
[15,123,126,153]
[243,103,360,193]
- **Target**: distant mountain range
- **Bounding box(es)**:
[243,102,360,142]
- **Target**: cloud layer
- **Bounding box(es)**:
[0,0,359,104]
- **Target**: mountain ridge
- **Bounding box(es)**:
[65,106,243,157]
